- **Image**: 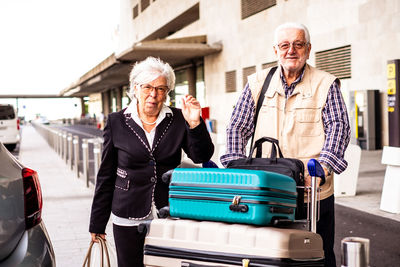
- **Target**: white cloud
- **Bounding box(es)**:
[0,0,119,95]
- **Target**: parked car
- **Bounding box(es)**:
[0,143,55,266]
[0,104,20,151]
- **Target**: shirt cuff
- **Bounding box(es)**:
[220,153,246,167]
[318,151,348,174]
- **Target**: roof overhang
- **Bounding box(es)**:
[117,35,222,66]
[60,35,222,97]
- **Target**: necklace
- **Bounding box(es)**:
[140,118,157,125]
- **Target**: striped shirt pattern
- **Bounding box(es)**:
[220,67,351,174]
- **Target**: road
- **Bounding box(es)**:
[335,204,400,266]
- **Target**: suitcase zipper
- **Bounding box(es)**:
[170,183,297,197]
[169,194,297,208]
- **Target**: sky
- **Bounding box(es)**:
[0,0,119,95]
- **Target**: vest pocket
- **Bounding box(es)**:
[296,109,320,122]
[295,109,322,137]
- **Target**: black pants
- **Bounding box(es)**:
[303,195,336,267]
[113,224,145,267]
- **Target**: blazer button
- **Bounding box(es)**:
[150,177,156,183]
[148,160,155,166]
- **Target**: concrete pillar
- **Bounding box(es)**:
[80,97,85,117]
[116,87,123,111]
[102,91,111,117]
[187,64,197,97]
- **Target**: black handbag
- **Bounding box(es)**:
[226,137,305,219]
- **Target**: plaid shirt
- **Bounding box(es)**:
[220,67,351,174]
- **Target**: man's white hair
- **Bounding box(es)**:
[128,56,175,100]
[274,22,310,45]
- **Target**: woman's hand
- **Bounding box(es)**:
[91,233,106,243]
[181,95,201,129]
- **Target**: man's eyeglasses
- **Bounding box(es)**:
[140,84,169,95]
[276,41,308,51]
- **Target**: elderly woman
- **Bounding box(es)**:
[89,57,214,266]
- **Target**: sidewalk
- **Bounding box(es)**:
[335,149,400,222]
[19,125,115,267]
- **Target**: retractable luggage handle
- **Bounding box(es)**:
[307,159,326,233]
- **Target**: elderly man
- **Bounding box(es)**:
[221,22,350,267]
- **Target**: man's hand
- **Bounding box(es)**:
[305,166,330,187]
[305,174,322,187]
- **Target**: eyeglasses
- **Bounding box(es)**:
[140,84,169,95]
[276,41,308,51]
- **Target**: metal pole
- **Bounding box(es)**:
[73,135,79,175]
[63,132,68,162]
[58,131,62,154]
[58,132,63,156]
[93,139,102,182]
[67,133,73,168]
[310,176,318,233]
[82,139,89,187]
[52,130,57,150]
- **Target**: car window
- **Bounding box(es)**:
[0,106,15,120]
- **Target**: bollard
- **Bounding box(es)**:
[82,139,89,187]
[67,133,73,168]
[58,132,63,156]
[341,237,370,267]
[62,132,68,162]
[52,130,58,151]
[93,139,102,182]
[73,135,79,174]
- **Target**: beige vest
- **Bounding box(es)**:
[248,64,336,200]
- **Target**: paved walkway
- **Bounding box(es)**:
[19,125,115,267]
[18,124,400,266]
[335,149,400,222]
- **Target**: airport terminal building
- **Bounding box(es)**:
[60,0,400,160]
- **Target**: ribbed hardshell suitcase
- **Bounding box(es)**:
[167,168,297,225]
[143,218,324,267]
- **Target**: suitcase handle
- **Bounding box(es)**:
[229,196,248,212]
[229,204,249,213]
[158,206,170,218]
[249,137,284,161]
[162,169,174,184]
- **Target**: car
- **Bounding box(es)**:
[0,104,20,151]
[0,142,55,266]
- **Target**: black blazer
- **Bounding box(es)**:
[89,107,214,234]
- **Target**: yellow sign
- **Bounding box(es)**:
[388,79,396,95]
[389,107,395,112]
[388,63,396,79]
[242,259,250,267]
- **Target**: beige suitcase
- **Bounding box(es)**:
[143,218,324,267]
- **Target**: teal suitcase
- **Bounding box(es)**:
[167,168,297,225]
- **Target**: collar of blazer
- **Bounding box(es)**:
[123,112,174,154]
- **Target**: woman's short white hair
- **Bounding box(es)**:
[127,56,175,100]
[274,22,310,45]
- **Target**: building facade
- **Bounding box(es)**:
[61,0,400,161]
